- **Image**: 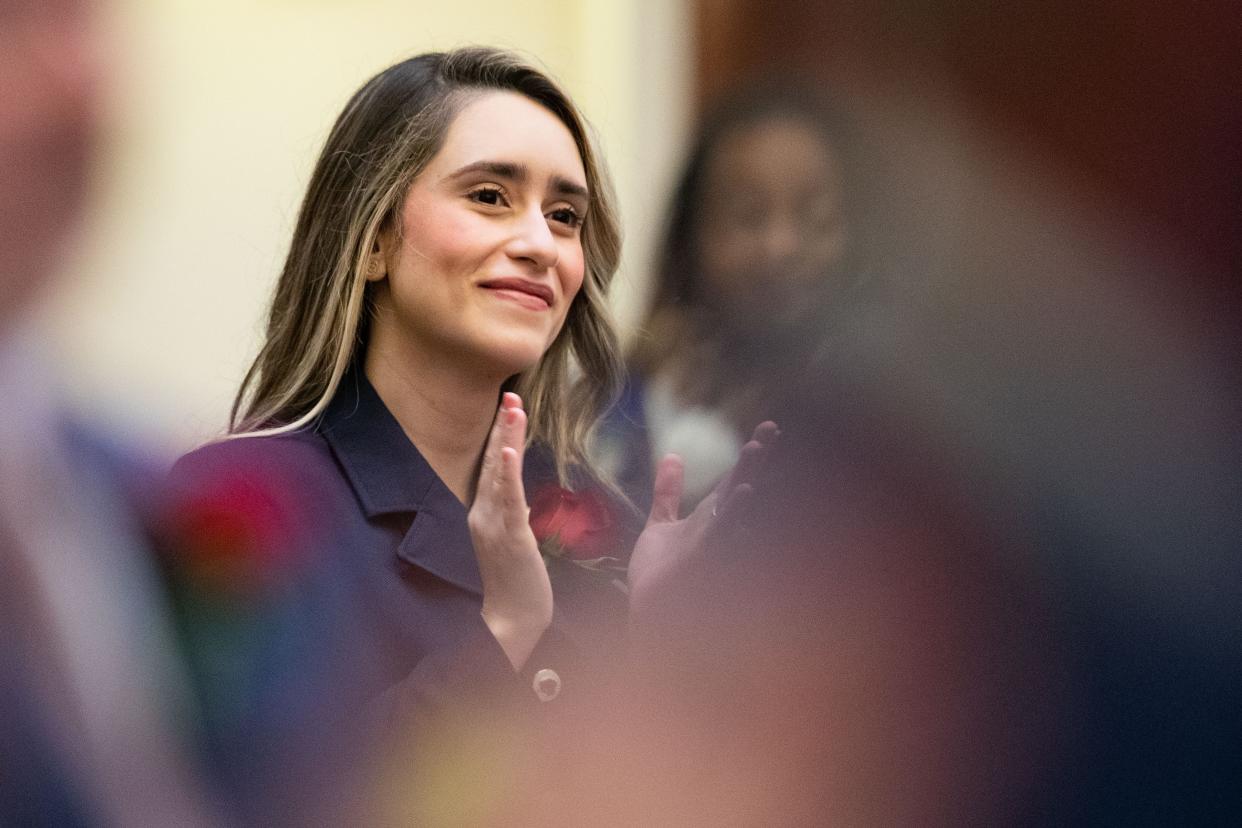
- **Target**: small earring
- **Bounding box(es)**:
[366,257,384,281]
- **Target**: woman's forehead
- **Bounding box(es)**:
[704,118,838,194]
[428,90,587,186]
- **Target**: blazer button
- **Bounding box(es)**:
[532,668,561,702]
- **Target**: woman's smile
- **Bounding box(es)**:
[479,277,555,311]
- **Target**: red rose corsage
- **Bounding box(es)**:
[528,483,628,578]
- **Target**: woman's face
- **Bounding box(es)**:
[695,116,847,326]
[372,90,589,379]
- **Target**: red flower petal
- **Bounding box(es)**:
[528,484,620,561]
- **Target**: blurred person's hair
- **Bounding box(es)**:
[230,47,623,482]
[631,85,871,390]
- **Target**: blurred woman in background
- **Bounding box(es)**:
[602,88,870,509]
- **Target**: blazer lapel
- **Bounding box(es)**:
[395,484,482,596]
[320,368,484,596]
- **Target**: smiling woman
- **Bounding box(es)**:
[163,47,775,822]
[228,50,620,482]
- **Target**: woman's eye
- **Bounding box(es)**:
[548,207,582,229]
[469,187,507,207]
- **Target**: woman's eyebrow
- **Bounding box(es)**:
[446,160,589,200]
[550,175,589,201]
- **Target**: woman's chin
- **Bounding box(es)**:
[475,339,549,380]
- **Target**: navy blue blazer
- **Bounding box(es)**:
[166,369,629,819]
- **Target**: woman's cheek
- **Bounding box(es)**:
[402,205,477,265]
[561,246,586,300]
[550,273,584,344]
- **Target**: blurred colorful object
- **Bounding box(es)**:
[160,460,312,597]
[152,446,361,826]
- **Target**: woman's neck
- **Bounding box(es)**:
[364,343,503,506]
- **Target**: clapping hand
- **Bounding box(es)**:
[627,421,780,616]
[468,393,553,671]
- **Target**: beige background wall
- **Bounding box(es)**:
[40,0,691,453]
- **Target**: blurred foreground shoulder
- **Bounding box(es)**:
[161,431,349,588]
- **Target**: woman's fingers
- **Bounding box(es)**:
[479,393,522,498]
[498,401,529,529]
[478,393,514,495]
[731,439,766,486]
[646,453,684,528]
[712,482,755,539]
[475,391,528,530]
[711,420,780,522]
[468,393,551,670]
[732,421,779,485]
[631,423,778,616]
[751,420,780,446]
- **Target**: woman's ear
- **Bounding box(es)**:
[365,234,388,283]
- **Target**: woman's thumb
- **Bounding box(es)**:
[646,453,684,527]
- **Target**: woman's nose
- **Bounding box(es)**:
[759,213,802,265]
[506,207,559,270]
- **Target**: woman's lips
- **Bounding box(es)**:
[479,278,553,310]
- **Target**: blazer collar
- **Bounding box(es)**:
[319,369,483,595]
[319,369,436,517]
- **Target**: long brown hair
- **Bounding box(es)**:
[230,47,623,483]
